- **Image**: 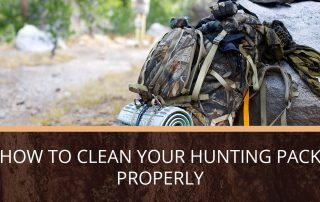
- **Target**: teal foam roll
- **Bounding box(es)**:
[117,103,193,126]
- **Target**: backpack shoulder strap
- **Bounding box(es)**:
[256,65,298,126]
[239,44,260,91]
[184,30,206,94]
[191,30,227,101]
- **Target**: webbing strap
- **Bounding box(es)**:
[281,108,287,126]
[258,66,291,126]
[247,56,259,91]
[239,45,259,91]
[258,66,290,102]
[129,83,148,93]
[164,94,209,105]
[243,90,250,126]
[209,70,234,91]
[149,29,184,89]
[269,106,288,126]
[260,79,267,126]
[210,112,235,126]
[135,105,149,126]
[192,30,227,101]
[185,30,206,93]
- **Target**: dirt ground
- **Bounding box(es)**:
[0,35,149,125]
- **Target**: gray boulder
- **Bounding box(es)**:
[147,23,170,39]
[15,24,54,52]
[238,62,320,126]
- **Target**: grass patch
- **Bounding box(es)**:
[33,65,141,125]
[32,106,69,125]
[70,65,140,108]
[0,51,74,68]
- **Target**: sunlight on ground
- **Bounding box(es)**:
[32,65,141,126]
[0,51,74,68]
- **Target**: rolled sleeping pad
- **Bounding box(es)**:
[117,103,193,126]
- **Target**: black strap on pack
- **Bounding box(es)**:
[237,3,259,19]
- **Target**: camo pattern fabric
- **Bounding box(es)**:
[191,51,245,126]
[134,12,283,126]
[285,45,320,96]
[138,28,198,99]
[190,13,265,126]
[265,20,294,48]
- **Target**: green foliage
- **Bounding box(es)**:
[76,0,99,29]
[109,3,134,35]
[28,0,73,38]
[0,0,24,28]
[76,0,134,35]
[0,0,194,42]
[0,0,72,42]
[0,24,16,42]
[0,0,23,42]
[147,0,193,28]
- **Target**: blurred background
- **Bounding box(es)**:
[0,0,319,126]
[0,0,212,126]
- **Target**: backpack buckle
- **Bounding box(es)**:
[213,37,221,45]
[152,94,163,108]
[134,98,144,108]
[213,30,227,44]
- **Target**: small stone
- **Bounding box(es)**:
[16,101,25,106]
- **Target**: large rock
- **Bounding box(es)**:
[238,0,320,51]
[190,0,212,23]
[147,23,170,39]
[191,0,320,50]
[15,24,54,52]
[240,62,320,126]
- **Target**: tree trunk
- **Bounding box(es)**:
[21,0,29,19]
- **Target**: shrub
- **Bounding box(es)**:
[0,0,23,42]
[76,0,134,35]
[0,0,194,42]
[28,0,73,38]
[0,0,72,42]
[147,0,193,28]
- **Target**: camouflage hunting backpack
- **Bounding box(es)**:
[126,4,298,126]
[129,27,226,106]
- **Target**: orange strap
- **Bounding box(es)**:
[243,90,250,126]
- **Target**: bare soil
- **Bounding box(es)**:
[0,35,149,125]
